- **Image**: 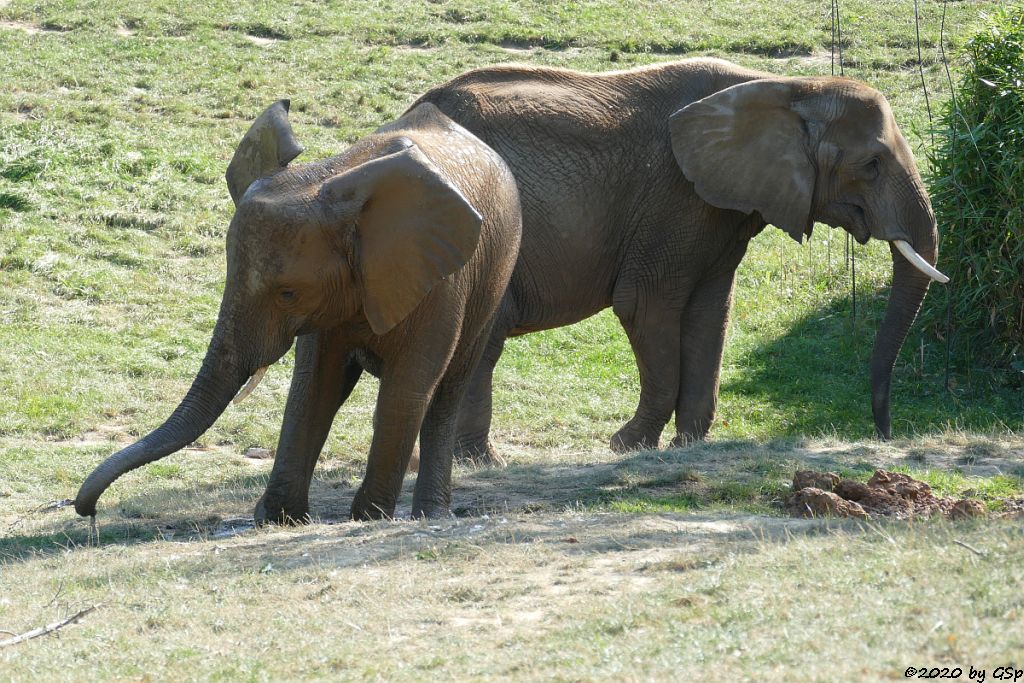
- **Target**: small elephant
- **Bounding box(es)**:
[75,100,522,521]
[409,57,948,459]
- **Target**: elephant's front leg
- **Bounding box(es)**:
[672,269,739,447]
[610,288,685,453]
[256,331,362,524]
[351,325,460,520]
[350,380,434,521]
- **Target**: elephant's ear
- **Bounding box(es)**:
[226,100,304,205]
[320,145,482,336]
[669,79,819,243]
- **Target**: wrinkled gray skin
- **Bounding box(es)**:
[75,101,521,522]
[405,57,944,459]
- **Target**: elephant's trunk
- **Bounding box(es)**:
[870,202,940,440]
[74,326,249,517]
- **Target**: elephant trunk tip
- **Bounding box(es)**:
[874,423,892,442]
[74,461,122,518]
[871,372,894,442]
[74,499,97,518]
[872,411,892,442]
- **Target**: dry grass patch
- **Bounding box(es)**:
[2,434,1022,679]
[2,508,1022,679]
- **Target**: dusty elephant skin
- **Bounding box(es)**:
[410,57,947,460]
[74,100,522,523]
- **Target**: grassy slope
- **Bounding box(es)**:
[1,0,1022,678]
[0,0,1019,456]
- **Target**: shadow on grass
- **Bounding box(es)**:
[0,442,802,562]
[0,469,274,562]
[727,291,1024,438]
[7,434,1018,566]
[452,441,883,518]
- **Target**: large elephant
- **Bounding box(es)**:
[74,100,522,521]
[408,57,947,460]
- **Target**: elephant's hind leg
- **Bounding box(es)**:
[611,289,685,453]
[672,269,738,447]
[452,323,508,466]
[414,325,497,518]
[256,331,361,525]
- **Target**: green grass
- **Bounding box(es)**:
[0,0,1017,462]
[923,7,1024,371]
[1,2,1023,678]
[582,440,1024,515]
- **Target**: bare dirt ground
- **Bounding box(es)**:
[0,440,825,543]
[0,19,65,34]
[7,432,1021,545]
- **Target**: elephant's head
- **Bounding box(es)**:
[669,77,948,439]
[75,101,482,517]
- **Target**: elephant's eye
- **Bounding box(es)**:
[278,289,298,304]
[863,157,881,180]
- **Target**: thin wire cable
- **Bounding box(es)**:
[914,0,936,380]
[938,0,957,391]
[851,240,856,321]
[831,0,837,76]
[915,0,935,147]
[837,4,844,76]
[832,0,854,319]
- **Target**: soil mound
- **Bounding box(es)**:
[785,469,994,520]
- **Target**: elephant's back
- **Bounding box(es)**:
[414,64,643,141]
[411,58,764,135]
[409,58,769,333]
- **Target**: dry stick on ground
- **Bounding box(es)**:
[4,499,74,534]
[953,539,987,557]
[0,605,102,648]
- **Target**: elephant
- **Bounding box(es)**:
[404,57,947,460]
[74,99,522,521]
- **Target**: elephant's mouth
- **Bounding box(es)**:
[820,202,871,244]
[822,204,949,283]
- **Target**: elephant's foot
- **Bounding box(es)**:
[668,432,708,449]
[350,489,396,521]
[253,493,310,526]
[609,423,661,453]
[412,480,453,519]
[453,437,506,467]
[411,501,453,520]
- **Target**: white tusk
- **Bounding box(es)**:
[232,366,268,405]
[893,240,950,284]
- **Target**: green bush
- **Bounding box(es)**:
[925,8,1024,373]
